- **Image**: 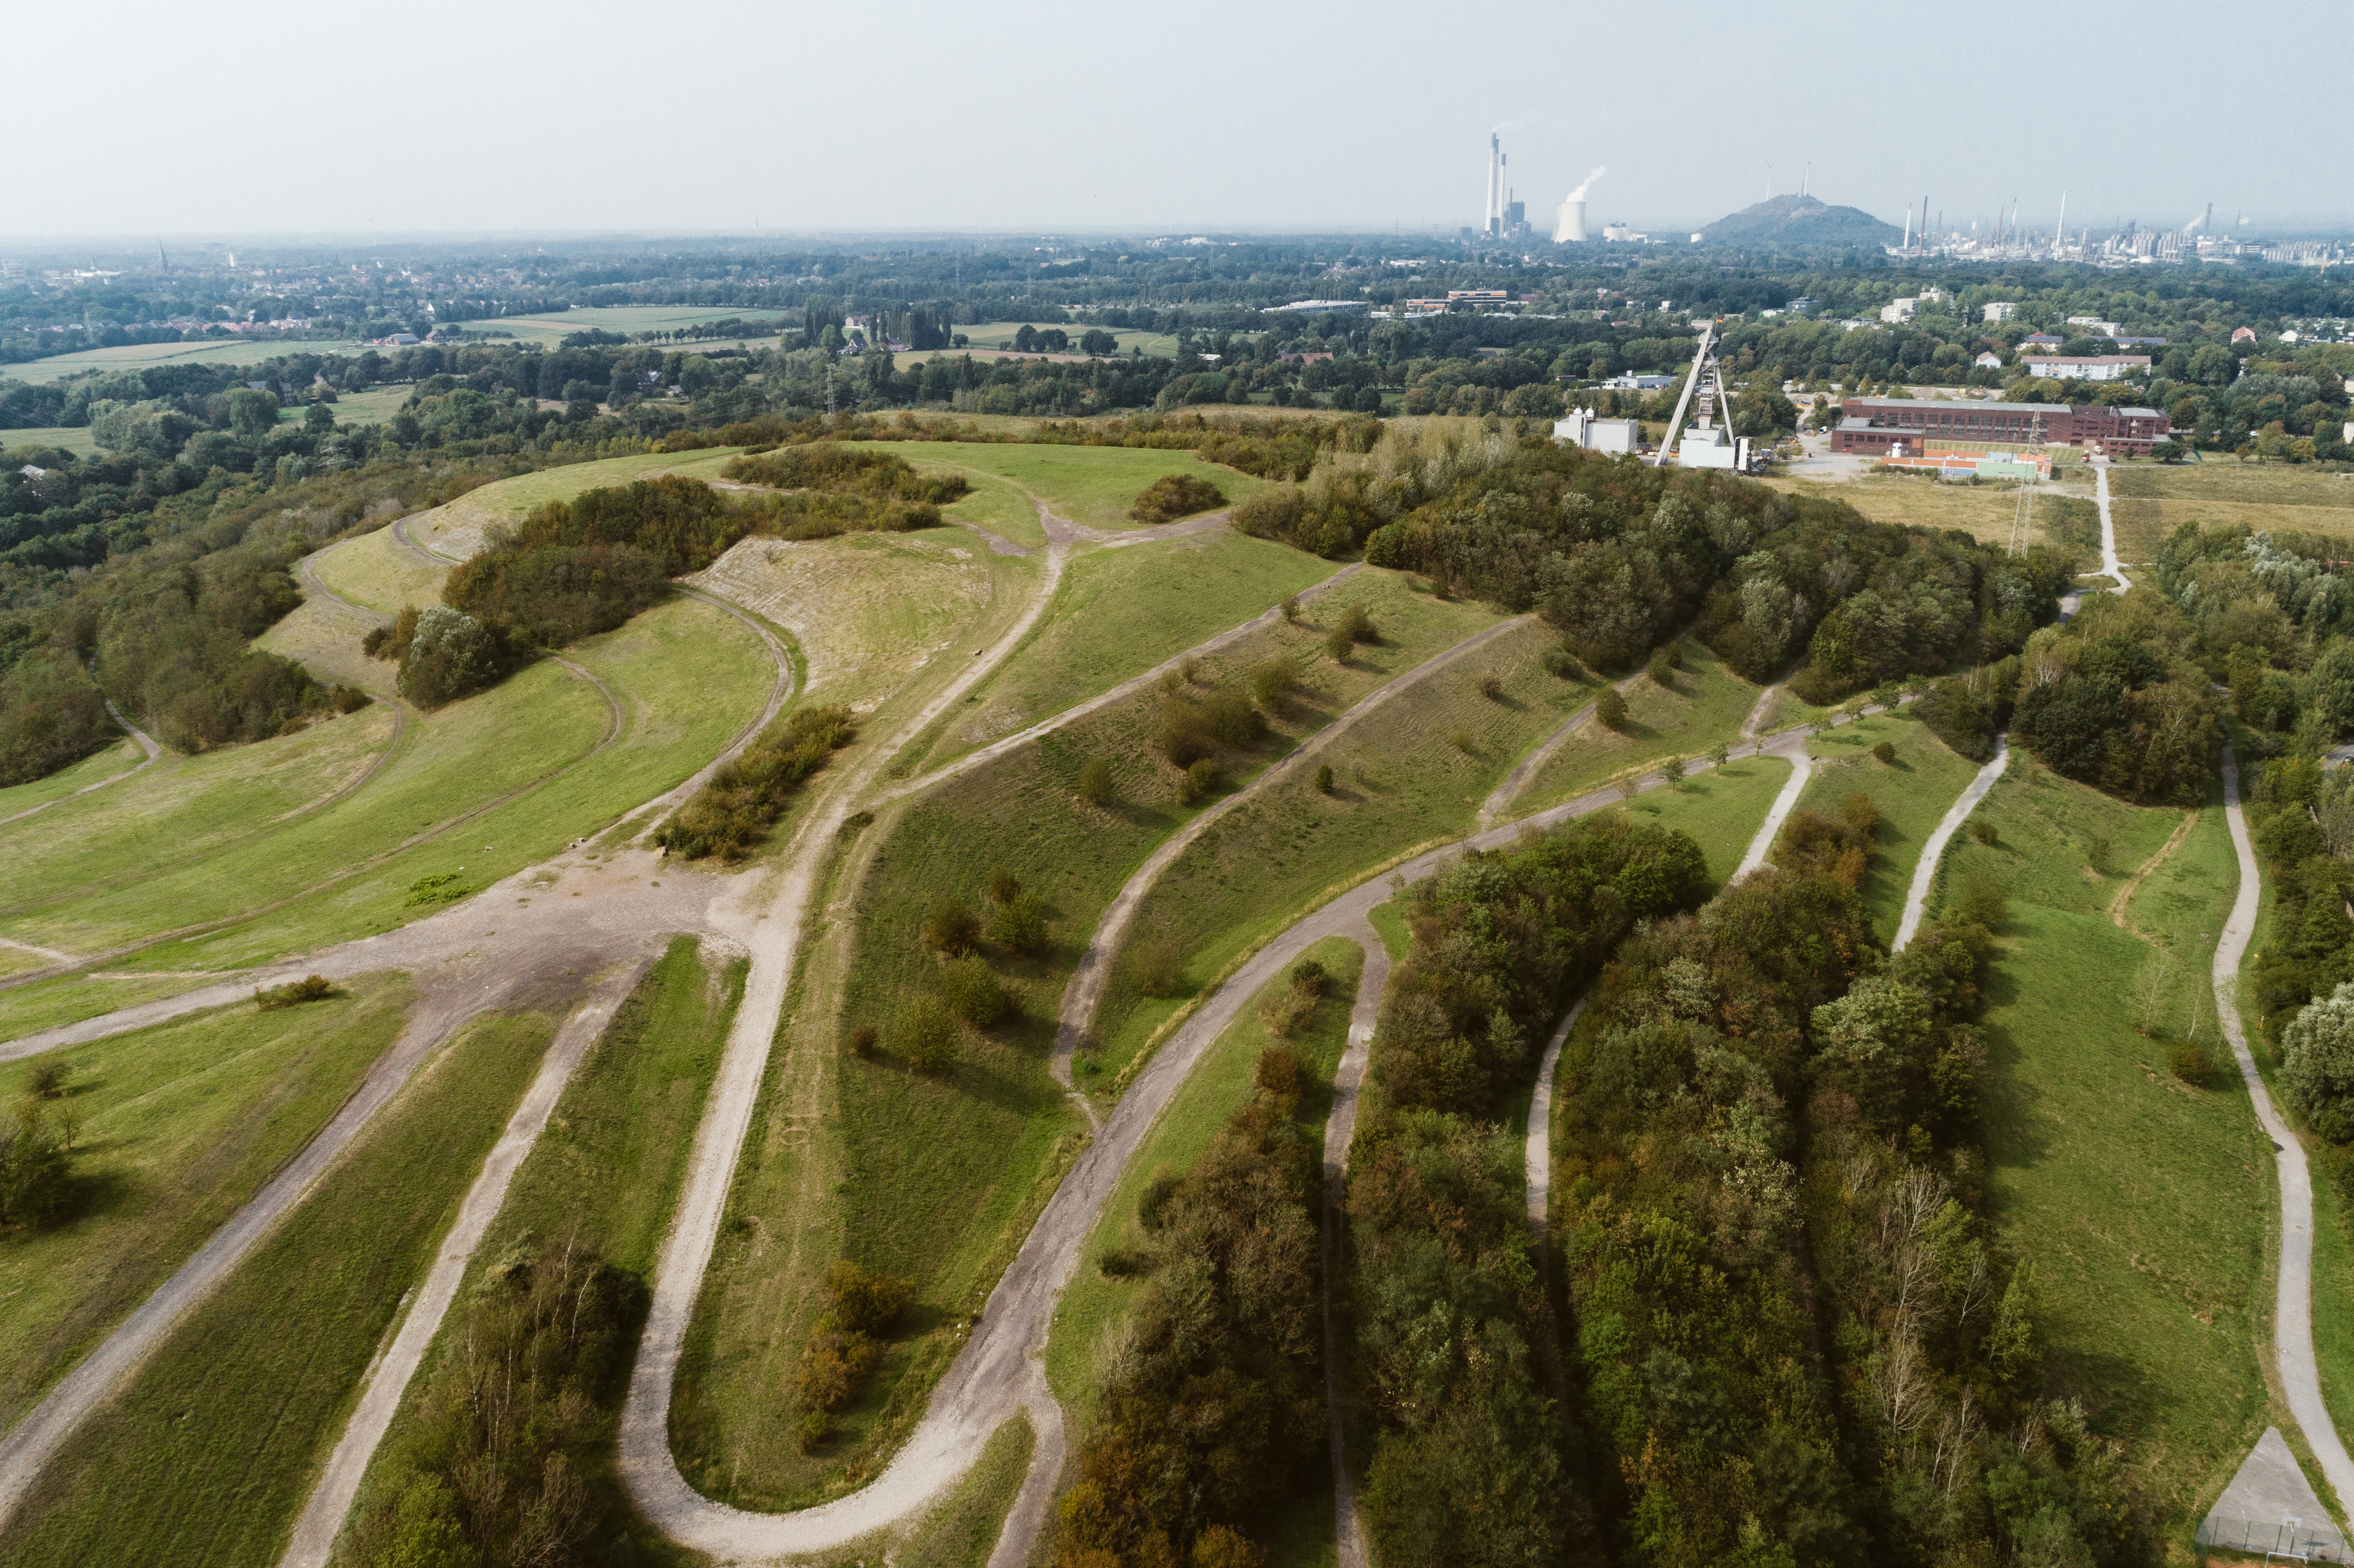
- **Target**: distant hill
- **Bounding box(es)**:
[1701,194,1901,247]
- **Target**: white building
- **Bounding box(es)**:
[2066,316,2122,337]
[1983,301,2018,323]
[2022,353,2151,382]
[1554,408,1642,455]
[1881,298,1917,324]
[1677,423,1752,470]
[1974,351,2004,369]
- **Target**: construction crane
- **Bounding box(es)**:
[1649,319,1731,467]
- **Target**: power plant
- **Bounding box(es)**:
[1479,134,1528,239]
[1554,166,1604,243]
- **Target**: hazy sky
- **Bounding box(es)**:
[11,0,2351,240]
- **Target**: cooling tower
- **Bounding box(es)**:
[1554,199,1586,243]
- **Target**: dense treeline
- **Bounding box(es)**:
[1557,826,2133,1563]
[718,444,968,535]
[341,1244,642,1567]
[2011,591,2220,805]
[1055,1047,1325,1568]
[653,704,853,860]
[1348,814,1710,1566]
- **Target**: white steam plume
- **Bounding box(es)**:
[1565,166,1606,203]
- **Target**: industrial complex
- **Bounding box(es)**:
[1830,397,2171,458]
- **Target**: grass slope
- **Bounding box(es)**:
[309,519,447,615]
[0,1008,551,1568]
[1762,472,2094,548]
[1940,756,2278,1538]
[1512,641,1763,815]
[1794,708,1986,941]
[673,572,1500,1507]
[0,975,412,1430]
[854,440,1270,531]
[2108,461,2354,564]
[1614,756,1794,887]
[0,737,145,816]
[904,530,1337,773]
[1098,618,1605,1082]
[333,937,739,1565]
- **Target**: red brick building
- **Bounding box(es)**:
[1831,397,2170,457]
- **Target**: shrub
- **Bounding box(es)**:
[984,891,1049,954]
[1122,929,1183,997]
[255,974,333,1009]
[1595,688,1628,730]
[2166,1039,2214,1086]
[986,866,1022,905]
[1478,674,1504,702]
[847,1024,877,1058]
[655,705,854,859]
[1872,740,1897,764]
[1098,1246,1154,1279]
[1950,866,2007,929]
[939,956,1017,1027]
[1841,793,1881,837]
[1968,820,1999,846]
[923,899,982,955]
[1136,1170,1182,1232]
[1181,757,1223,804]
[1130,472,1227,523]
[20,1059,70,1100]
[1250,657,1299,712]
[1314,762,1335,794]
[1450,729,1476,755]
[822,1257,910,1335]
[894,993,959,1072]
[1338,604,1378,644]
[1646,648,1674,686]
[1542,647,1582,680]
[396,605,507,709]
[839,809,874,839]
[0,1100,72,1226]
[1325,626,1353,663]
[1280,595,1301,623]
[1666,642,1683,670]
[2086,834,2112,874]
[2284,984,2354,1140]
[1077,756,1118,807]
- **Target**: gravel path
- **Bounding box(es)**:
[2215,745,2354,1518]
[0,703,163,830]
[277,964,649,1568]
[1320,923,1387,1568]
[1892,739,2010,952]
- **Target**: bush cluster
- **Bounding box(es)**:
[1128,472,1227,523]
[254,974,333,1009]
[653,704,853,860]
[795,1259,910,1448]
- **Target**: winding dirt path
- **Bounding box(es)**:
[0,703,163,830]
[2110,808,2199,940]
[2215,745,2354,1517]
[1319,923,1388,1568]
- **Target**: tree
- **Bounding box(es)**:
[2284,983,2354,1141]
[1596,688,1629,730]
[923,899,982,955]
[1647,648,1674,686]
[939,957,1016,1027]
[1314,762,1335,794]
[1660,755,1686,786]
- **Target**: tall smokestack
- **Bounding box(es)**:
[1484,133,1500,236]
[1902,205,1912,249]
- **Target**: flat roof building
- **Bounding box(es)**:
[2022,353,2151,382]
[1831,397,2170,457]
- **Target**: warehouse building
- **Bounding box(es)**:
[1831,397,2170,457]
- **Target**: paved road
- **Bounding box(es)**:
[2215,746,2354,1518]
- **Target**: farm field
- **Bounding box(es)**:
[0,426,97,457]
[1511,640,1762,815]
[1937,755,2281,1541]
[1793,707,1985,941]
[1760,471,2094,547]
[0,974,412,1432]
[338,938,737,1564]
[904,528,1339,771]
[937,320,1185,358]
[854,439,1269,531]
[480,305,790,348]
[2108,460,2354,564]
[1096,615,1603,1084]
[670,571,1507,1508]
[0,588,769,982]
[315,383,413,426]
[0,1008,552,1568]
[1,335,364,384]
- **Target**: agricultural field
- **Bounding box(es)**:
[1935,756,2283,1540]
[1793,707,1985,941]
[481,305,790,348]
[930,320,1186,358]
[0,426,97,457]
[0,975,412,1432]
[314,382,413,426]
[670,570,1506,1507]
[854,439,1270,530]
[0,1009,552,1568]
[0,335,363,384]
[1760,469,2094,547]
[902,529,1339,771]
[2108,459,2354,563]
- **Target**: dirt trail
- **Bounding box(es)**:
[2109,809,2199,939]
[1050,615,1532,1110]
[1320,923,1388,1568]
[0,704,162,831]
